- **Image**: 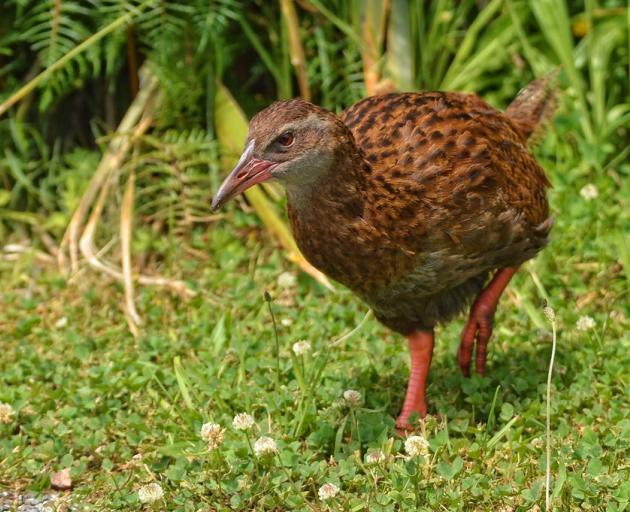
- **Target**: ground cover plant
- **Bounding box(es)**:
[0,0,629,510]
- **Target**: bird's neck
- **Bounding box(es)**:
[285,145,368,220]
[284,145,372,288]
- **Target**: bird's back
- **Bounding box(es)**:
[340,91,551,260]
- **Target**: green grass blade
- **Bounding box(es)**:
[531,0,594,143]
[173,356,195,410]
[441,0,504,89]
[386,0,415,91]
[487,415,519,448]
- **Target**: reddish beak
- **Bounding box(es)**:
[211,141,276,210]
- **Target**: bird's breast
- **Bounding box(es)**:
[287,202,422,297]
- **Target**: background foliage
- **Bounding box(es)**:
[0,0,629,510]
[1,0,628,246]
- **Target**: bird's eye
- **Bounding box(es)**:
[276,131,294,147]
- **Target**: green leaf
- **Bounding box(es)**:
[437,456,464,479]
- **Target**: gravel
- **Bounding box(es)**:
[0,491,64,512]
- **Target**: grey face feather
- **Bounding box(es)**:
[253,113,337,188]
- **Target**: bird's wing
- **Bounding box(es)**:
[346,92,551,275]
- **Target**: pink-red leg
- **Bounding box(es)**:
[396,330,434,431]
[458,267,518,377]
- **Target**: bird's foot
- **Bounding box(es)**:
[395,422,415,436]
[395,411,445,437]
[457,303,494,377]
[395,406,427,434]
[457,267,518,377]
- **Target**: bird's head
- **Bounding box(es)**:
[211,99,351,210]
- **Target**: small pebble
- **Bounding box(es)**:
[50,468,72,490]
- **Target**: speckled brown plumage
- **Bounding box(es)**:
[284,87,552,334]
[212,74,556,429]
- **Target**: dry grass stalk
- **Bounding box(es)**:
[76,112,194,297]
[543,304,558,511]
[57,69,194,333]
[59,72,159,273]
[121,168,141,336]
[361,0,392,95]
[281,0,311,100]
[2,243,55,264]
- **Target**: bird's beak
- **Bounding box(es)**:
[211,140,277,210]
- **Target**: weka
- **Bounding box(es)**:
[212,76,555,429]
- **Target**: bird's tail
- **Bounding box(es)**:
[505,69,559,144]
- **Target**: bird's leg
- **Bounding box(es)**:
[396,330,434,431]
[458,267,518,377]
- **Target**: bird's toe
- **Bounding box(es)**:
[458,309,495,377]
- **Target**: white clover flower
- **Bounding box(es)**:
[137,482,164,504]
[331,398,345,409]
[580,183,598,200]
[343,389,362,407]
[292,340,311,356]
[0,402,14,424]
[200,423,224,450]
[253,436,278,457]
[232,413,255,431]
[576,315,595,331]
[365,450,386,465]
[277,271,297,289]
[404,435,430,458]
[318,482,340,500]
